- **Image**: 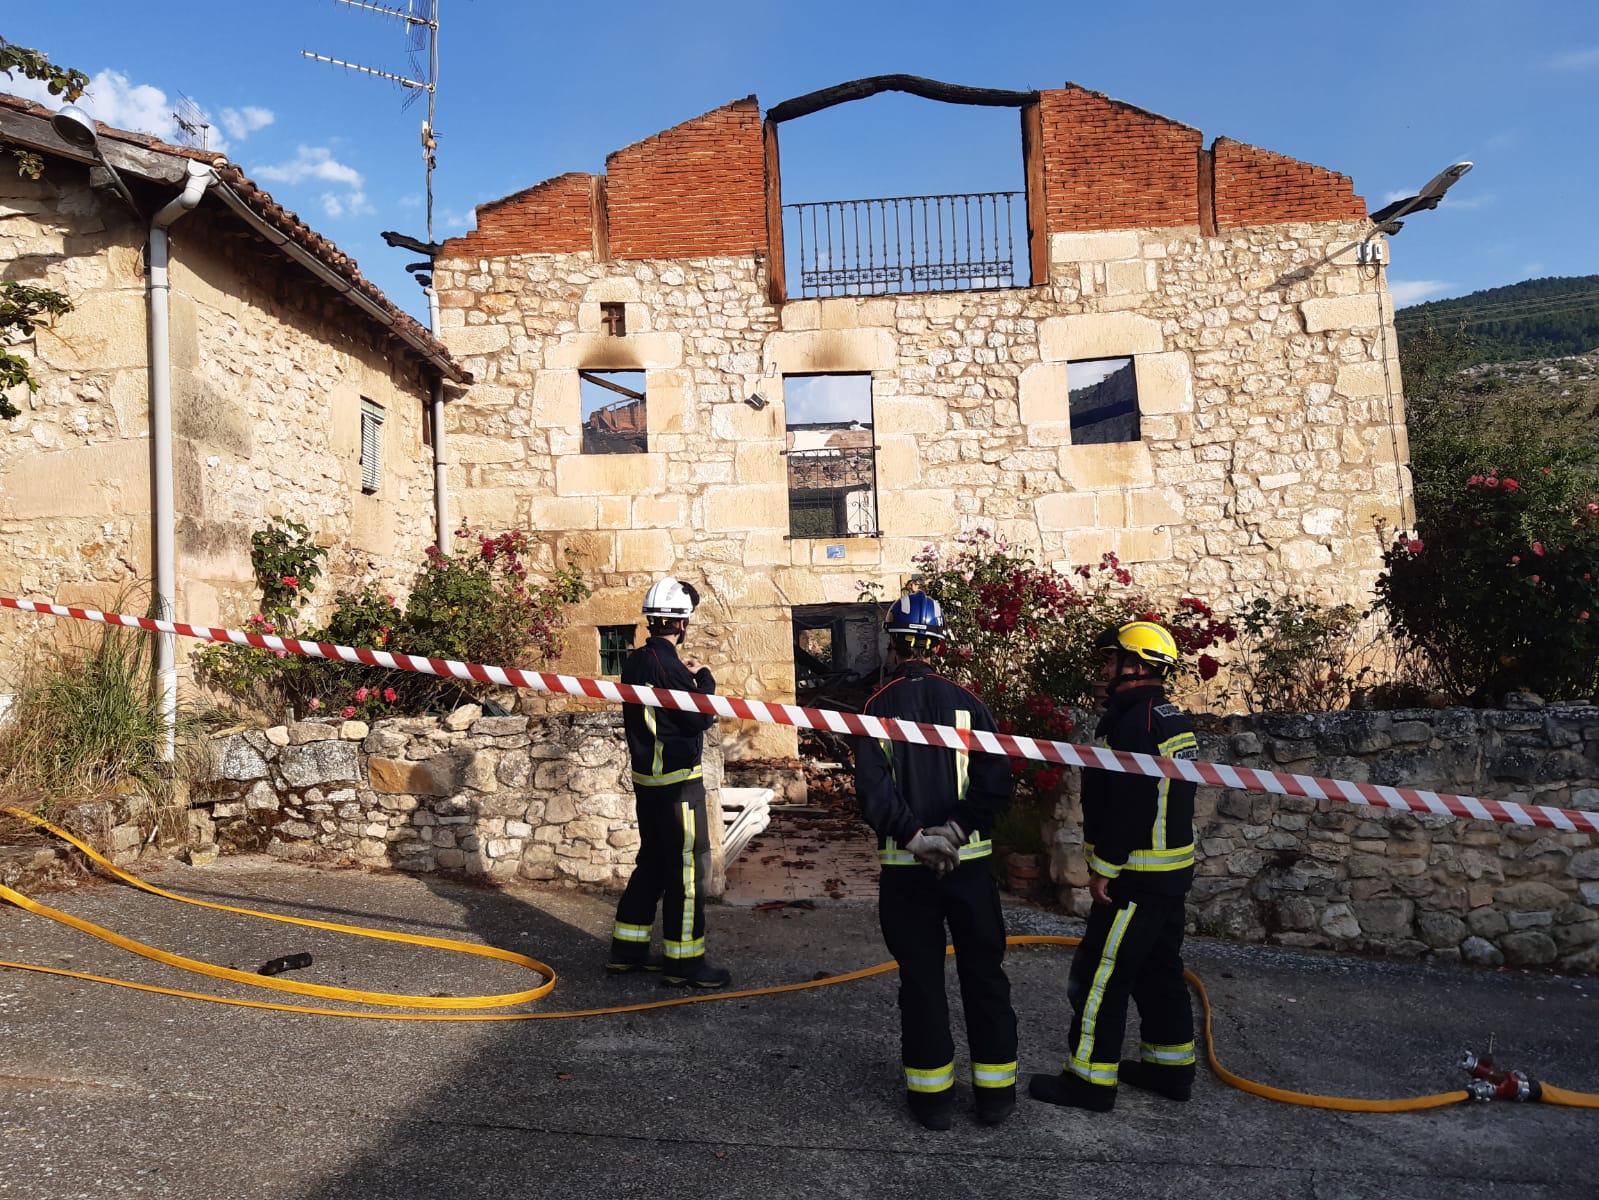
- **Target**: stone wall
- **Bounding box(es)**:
[0,159,436,692]
[193,708,725,891]
[1051,704,1599,971]
[433,217,1404,761]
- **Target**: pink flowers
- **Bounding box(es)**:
[341,706,356,719]
[383,687,398,703]
[355,686,371,702]
[1502,478,1520,492]
[1533,542,1545,556]
[307,698,321,711]
[281,575,299,589]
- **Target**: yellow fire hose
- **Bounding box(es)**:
[2,806,1596,1111]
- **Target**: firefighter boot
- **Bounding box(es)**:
[659,959,732,989]
[907,1089,956,1131]
[974,1084,1017,1126]
[605,939,665,975]
[1119,1059,1194,1102]
[1028,1071,1117,1112]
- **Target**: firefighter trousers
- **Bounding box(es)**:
[879,861,1019,1100]
[1064,891,1195,1090]
[612,778,711,965]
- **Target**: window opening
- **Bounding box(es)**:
[1067,357,1140,444]
[784,374,878,539]
[599,302,627,336]
[599,624,636,676]
[579,369,647,454]
[360,398,385,493]
[421,399,434,449]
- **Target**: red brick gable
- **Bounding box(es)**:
[1211,138,1367,229]
[1037,84,1203,232]
[605,97,766,260]
[444,173,596,256]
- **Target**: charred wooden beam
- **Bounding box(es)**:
[768,75,1038,124]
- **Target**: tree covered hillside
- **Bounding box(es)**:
[1395,276,1599,364]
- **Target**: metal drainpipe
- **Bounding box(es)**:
[147,159,216,760]
[426,283,449,552]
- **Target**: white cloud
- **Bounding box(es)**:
[1381,189,1411,204]
[219,105,274,142]
[3,68,179,141]
[785,375,872,424]
[1389,280,1453,307]
[397,193,423,208]
[255,145,364,188]
[321,190,375,219]
[1551,47,1599,69]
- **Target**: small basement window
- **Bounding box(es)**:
[1068,357,1139,444]
[600,302,627,336]
[580,370,647,454]
[599,624,636,675]
[785,374,878,538]
[360,398,385,493]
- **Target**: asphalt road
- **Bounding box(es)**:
[2,857,1595,1199]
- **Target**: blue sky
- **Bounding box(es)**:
[4,1,1596,326]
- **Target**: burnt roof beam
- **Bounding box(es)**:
[767,75,1039,124]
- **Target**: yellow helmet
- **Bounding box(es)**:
[1097,620,1179,672]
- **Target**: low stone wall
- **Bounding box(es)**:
[193,707,724,891]
[1051,705,1599,971]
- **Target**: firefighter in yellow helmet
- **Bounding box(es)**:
[1029,619,1200,1112]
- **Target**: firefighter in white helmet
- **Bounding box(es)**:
[606,577,731,989]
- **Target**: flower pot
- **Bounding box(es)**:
[1006,852,1042,894]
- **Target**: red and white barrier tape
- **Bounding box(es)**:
[5,596,1598,835]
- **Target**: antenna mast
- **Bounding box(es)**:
[303,0,441,244]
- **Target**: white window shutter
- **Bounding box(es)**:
[360,399,384,494]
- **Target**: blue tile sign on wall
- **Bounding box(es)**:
[825,545,845,560]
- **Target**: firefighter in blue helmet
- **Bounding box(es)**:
[606,577,731,989]
[1029,619,1200,1112]
[854,591,1019,1129]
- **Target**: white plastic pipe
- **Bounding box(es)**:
[147,160,215,760]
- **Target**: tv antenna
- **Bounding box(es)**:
[172,93,212,152]
[303,0,441,245]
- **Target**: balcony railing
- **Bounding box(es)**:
[785,191,1026,299]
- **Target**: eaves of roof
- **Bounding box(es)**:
[0,91,469,385]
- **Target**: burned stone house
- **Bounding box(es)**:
[432,77,1408,758]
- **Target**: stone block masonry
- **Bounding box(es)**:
[195,709,726,892]
[1049,704,1599,972]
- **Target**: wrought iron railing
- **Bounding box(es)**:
[784,191,1026,299]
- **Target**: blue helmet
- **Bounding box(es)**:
[885,592,946,641]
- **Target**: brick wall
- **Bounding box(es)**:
[1212,137,1367,230]
[605,97,767,260]
[444,172,595,256]
[1037,84,1202,232]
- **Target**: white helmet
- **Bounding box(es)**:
[642,576,699,620]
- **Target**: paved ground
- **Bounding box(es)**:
[2,857,1596,1200]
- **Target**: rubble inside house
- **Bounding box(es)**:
[720,729,880,903]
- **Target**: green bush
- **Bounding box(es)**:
[1229,596,1371,713]
[1375,464,1599,701]
[0,615,223,815]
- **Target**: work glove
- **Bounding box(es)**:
[907,829,959,879]
[922,821,967,855]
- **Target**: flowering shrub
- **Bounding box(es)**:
[902,530,1233,800]
[198,524,591,719]
[1375,463,1599,701]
